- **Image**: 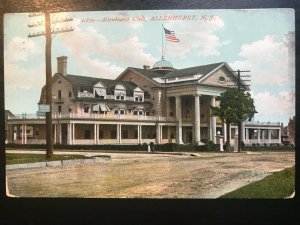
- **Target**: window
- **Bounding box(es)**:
[69,91,72,98]
[58,80,62,84]
[84,130,91,139]
[134,130,138,139]
[122,130,128,139]
[218,76,226,84]
[120,109,125,115]
[114,109,119,115]
[84,105,89,113]
[138,110,143,115]
[133,110,138,115]
[99,130,104,139]
[69,108,72,113]
[111,130,117,139]
[58,90,62,99]
[58,105,62,113]
[146,112,150,116]
[120,95,125,100]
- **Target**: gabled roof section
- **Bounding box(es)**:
[165,62,224,79]
[197,62,250,91]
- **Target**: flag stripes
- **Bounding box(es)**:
[164,28,179,42]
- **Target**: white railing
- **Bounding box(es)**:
[78,91,94,98]
[245,121,281,126]
[13,114,42,119]
[52,113,169,122]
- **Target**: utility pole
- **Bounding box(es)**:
[28,12,73,160]
[231,69,251,152]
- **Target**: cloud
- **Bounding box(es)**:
[58,21,156,78]
[4,36,41,62]
[229,34,295,86]
[77,54,124,79]
[252,91,295,120]
[5,61,45,90]
[163,16,227,57]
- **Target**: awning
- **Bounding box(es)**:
[92,104,100,112]
[99,103,110,112]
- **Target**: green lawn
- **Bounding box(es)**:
[220,166,295,199]
[6,153,90,165]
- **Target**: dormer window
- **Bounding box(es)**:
[94,81,106,99]
[115,84,126,101]
[133,87,144,102]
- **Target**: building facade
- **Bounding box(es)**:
[6,56,282,146]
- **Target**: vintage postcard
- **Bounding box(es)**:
[4,9,295,198]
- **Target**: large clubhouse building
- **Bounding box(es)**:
[6,56,282,146]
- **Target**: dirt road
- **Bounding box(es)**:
[6,150,295,198]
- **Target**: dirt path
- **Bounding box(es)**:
[6,151,295,198]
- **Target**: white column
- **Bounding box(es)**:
[138,125,143,144]
[278,129,281,144]
[160,125,163,143]
[228,123,231,145]
[156,124,162,144]
[59,124,62,144]
[194,94,201,145]
[222,122,227,142]
[97,124,100,144]
[94,124,97,144]
[54,124,57,144]
[72,123,75,144]
[117,124,122,144]
[21,125,24,144]
[210,96,216,143]
[241,121,245,142]
[176,96,183,144]
[24,124,27,144]
[245,128,249,144]
[257,129,260,143]
[268,129,272,144]
[67,123,71,145]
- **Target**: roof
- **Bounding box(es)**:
[164,62,224,79]
[129,67,163,79]
[5,110,15,119]
[63,74,145,96]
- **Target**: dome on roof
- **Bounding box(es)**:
[151,57,175,74]
[152,57,173,69]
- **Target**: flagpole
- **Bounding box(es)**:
[161,24,164,59]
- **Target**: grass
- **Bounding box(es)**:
[219,166,295,199]
[6,153,90,165]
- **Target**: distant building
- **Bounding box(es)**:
[288,116,295,145]
[6,56,282,146]
[5,110,15,143]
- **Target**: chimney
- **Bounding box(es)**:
[57,56,68,76]
[143,65,150,70]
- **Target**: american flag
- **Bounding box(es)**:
[164,28,180,42]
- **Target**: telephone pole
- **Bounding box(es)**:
[231,69,251,152]
[28,12,73,160]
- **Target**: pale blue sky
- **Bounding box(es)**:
[4,9,295,125]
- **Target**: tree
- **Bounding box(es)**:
[212,88,255,152]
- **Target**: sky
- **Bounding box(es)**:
[4,9,295,125]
